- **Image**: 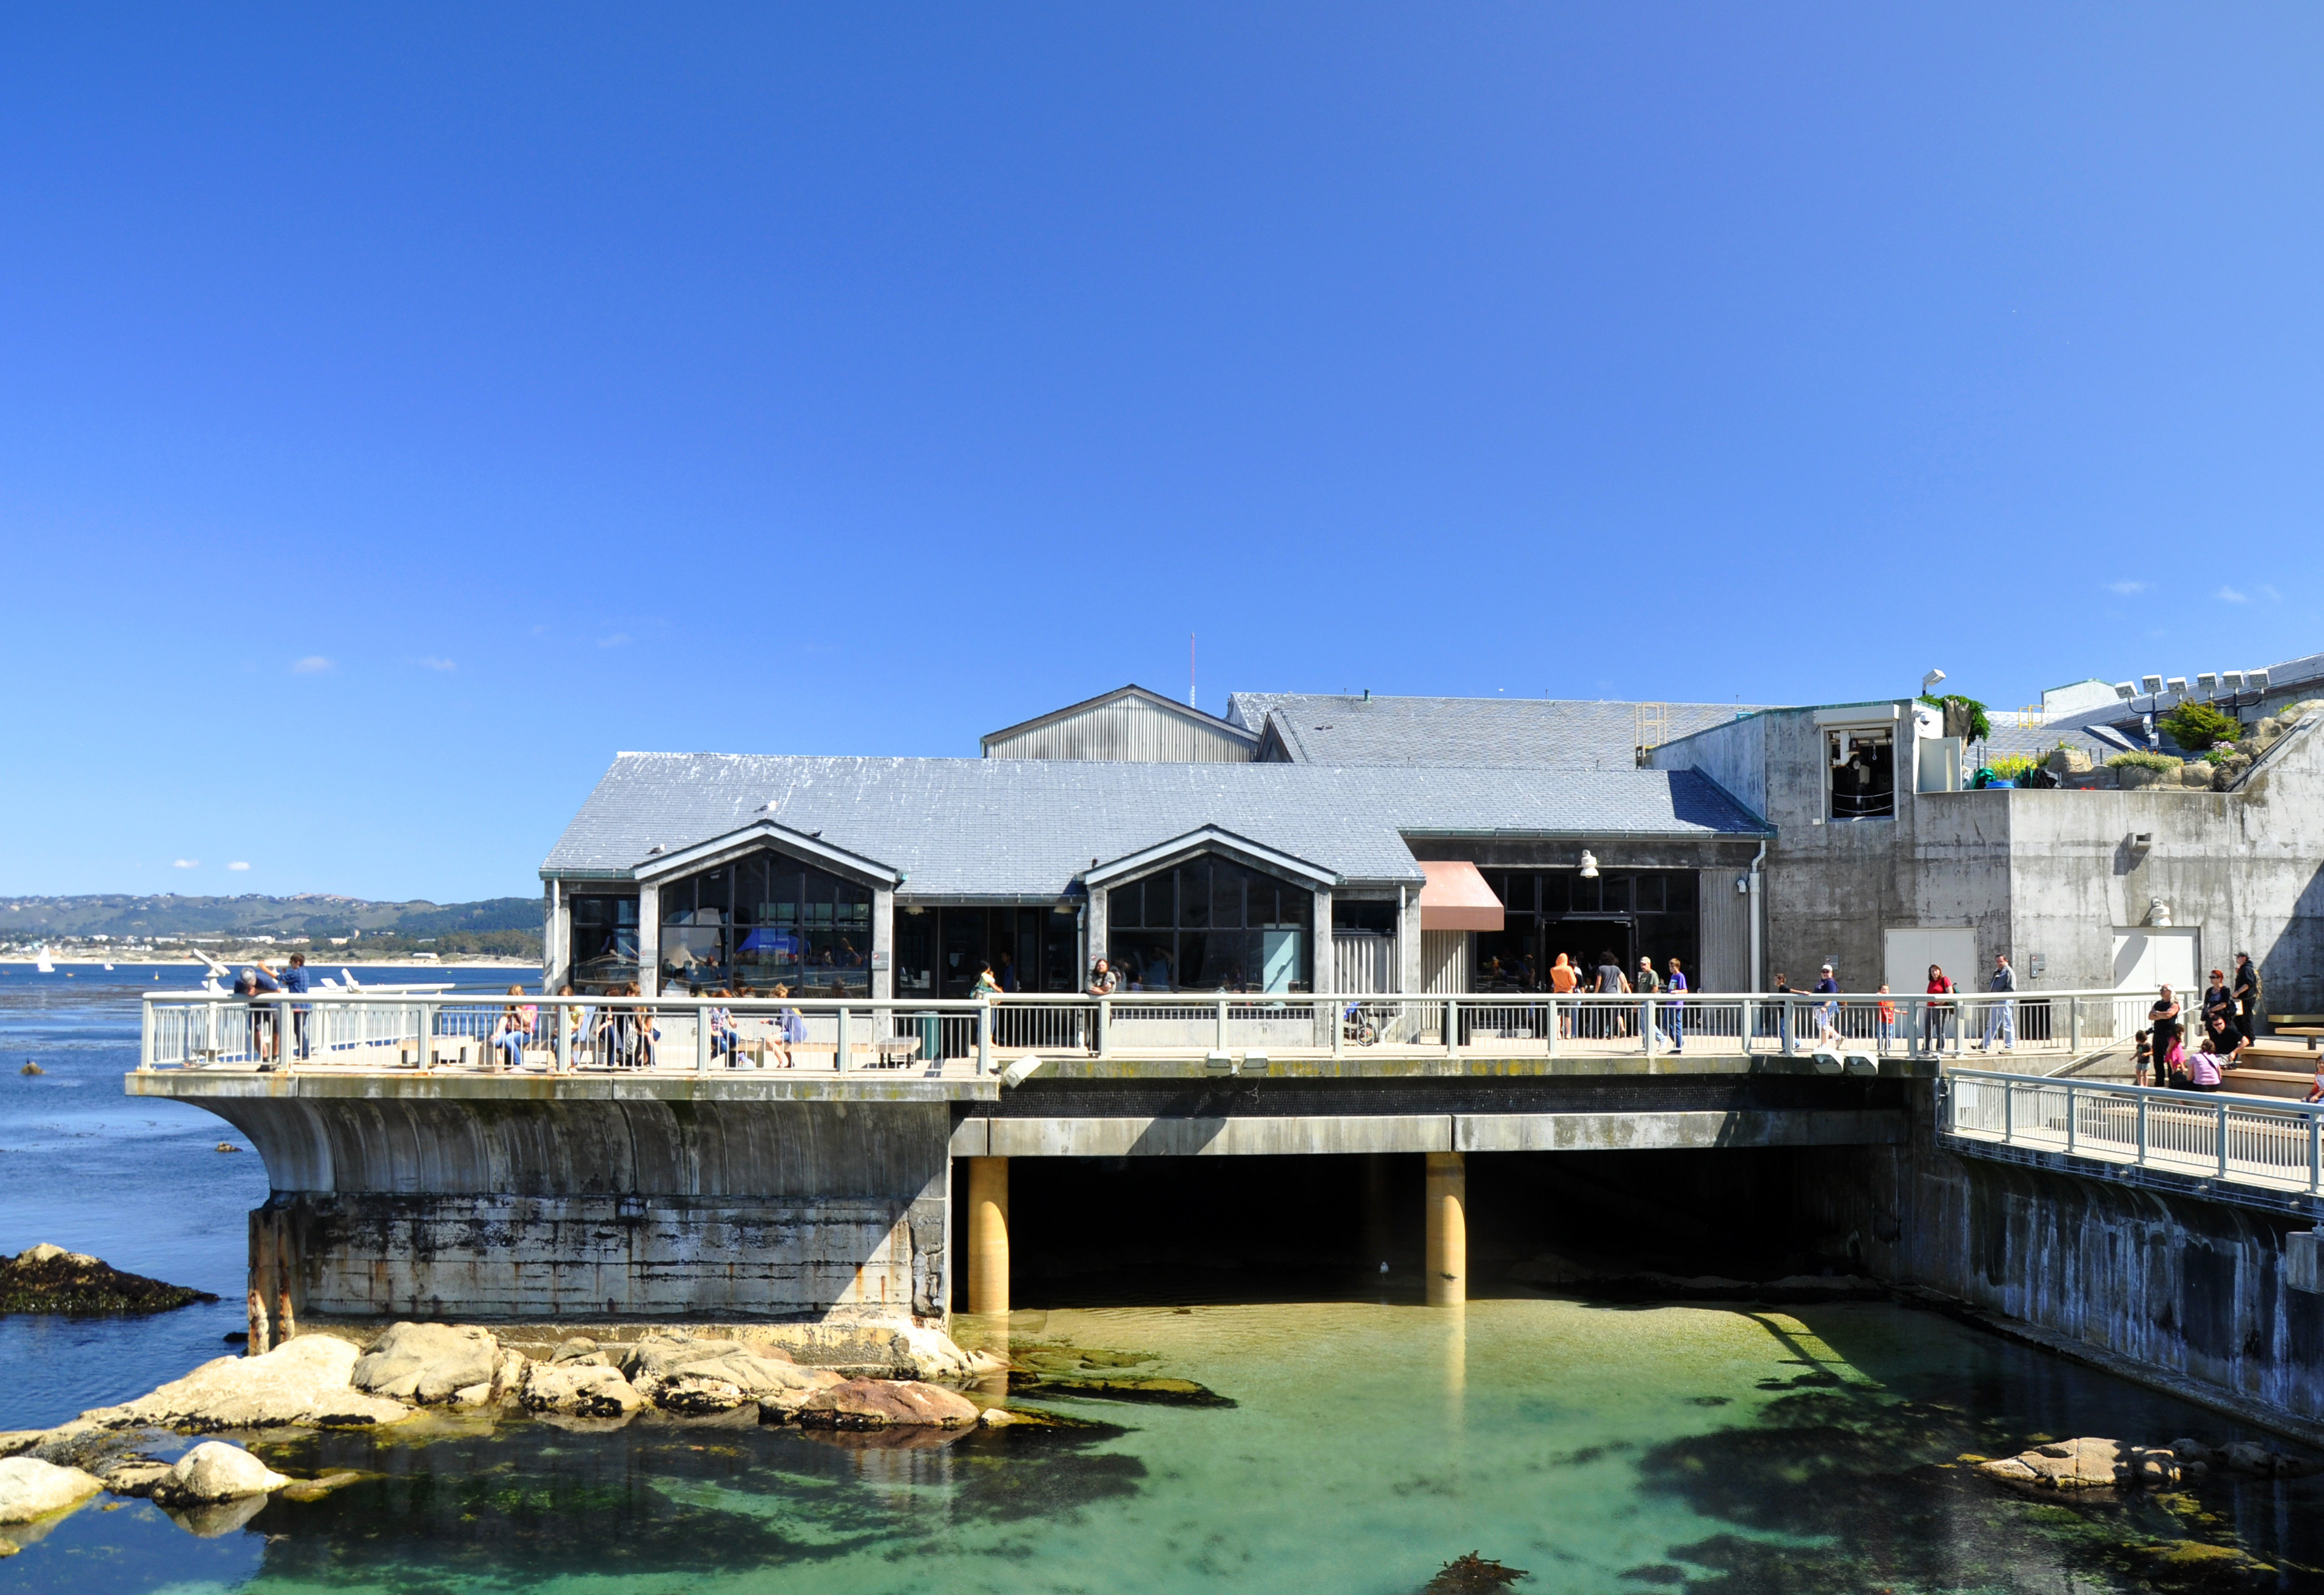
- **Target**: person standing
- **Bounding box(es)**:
[2149,985,2183,1072]
[1875,984,1897,1055]
[1085,958,1116,1054]
[1635,955,1662,1047]
[2199,969,2235,1040]
[2234,953,2264,1044]
[1663,957,1688,1053]
[1812,963,1842,1047]
[282,953,311,1062]
[1595,950,1630,1040]
[1979,953,2018,1051]
[1923,964,1956,1053]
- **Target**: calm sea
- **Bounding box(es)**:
[4,967,2322,1593]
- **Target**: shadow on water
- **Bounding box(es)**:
[1626,1305,2324,1594]
[209,1416,1143,1588]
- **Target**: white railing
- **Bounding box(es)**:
[137,986,2161,1075]
[1945,1068,2324,1199]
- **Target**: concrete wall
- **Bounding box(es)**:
[214,1094,954,1322]
[1798,1103,2324,1434]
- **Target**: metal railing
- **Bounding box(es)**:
[136,985,2162,1074]
[1944,1068,2324,1199]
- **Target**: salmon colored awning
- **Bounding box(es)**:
[1418,860,1504,931]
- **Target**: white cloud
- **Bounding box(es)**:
[596,633,632,649]
[417,656,456,672]
[173,859,198,869]
[2106,580,2147,596]
[2260,584,2283,602]
[227,861,251,871]
[2215,586,2249,603]
[291,655,335,673]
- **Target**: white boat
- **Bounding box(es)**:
[34,946,54,974]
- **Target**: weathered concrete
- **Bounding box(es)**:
[949,1109,1903,1158]
[136,1074,953,1321]
[1800,1087,2324,1438]
[1425,1151,1465,1306]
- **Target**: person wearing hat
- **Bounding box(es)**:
[1812,963,1842,1047]
[2234,953,2264,1044]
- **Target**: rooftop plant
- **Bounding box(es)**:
[2157,700,2237,752]
[2107,750,2180,774]
[1918,692,1992,743]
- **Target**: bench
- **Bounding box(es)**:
[2219,1067,2319,1101]
[2240,1040,2320,1065]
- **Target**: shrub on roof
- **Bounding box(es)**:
[2107,750,2181,774]
[2157,700,2238,752]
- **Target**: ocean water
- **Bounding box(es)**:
[5,969,2322,1593]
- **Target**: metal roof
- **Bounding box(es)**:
[542,754,1771,899]
[980,684,1257,757]
[1223,693,1768,767]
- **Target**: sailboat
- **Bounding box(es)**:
[34,946,54,974]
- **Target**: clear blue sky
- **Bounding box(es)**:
[4,7,2321,902]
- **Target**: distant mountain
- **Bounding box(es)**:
[0,893,542,956]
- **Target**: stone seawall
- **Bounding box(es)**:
[1797,1084,2324,1435]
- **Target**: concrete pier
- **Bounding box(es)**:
[965,1156,1010,1318]
[1425,1151,1466,1306]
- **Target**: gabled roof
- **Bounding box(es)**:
[981,684,1257,757]
[1086,826,1339,889]
[1224,693,1769,768]
[541,754,1771,900]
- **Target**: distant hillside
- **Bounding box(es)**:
[0,894,542,957]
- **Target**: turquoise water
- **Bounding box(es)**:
[7,969,2324,1591]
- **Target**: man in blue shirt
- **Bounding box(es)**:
[282,953,311,1061]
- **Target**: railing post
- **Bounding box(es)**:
[1743,996,1757,1055]
[2217,1102,2229,1178]
[1216,997,1229,1051]
[2069,997,2081,1054]
[1546,997,1558,1058]
[2002,1077,2014,1143]
[1445,996,1459,1057]
[2065,1082,2078,1156]
[1331,996,1345,1058]
[1097,997,1111,1059]
[418,1000,435,1069]
[555,999,569,1072]
[2136,1092,2149,1166]
[835,1003,850,1073]
[696,1000,710,1074]
[1640,996,1653,1057]
[139,998,154,1071]
[2310,1109,2320,1196]
[978,1003,992,1076]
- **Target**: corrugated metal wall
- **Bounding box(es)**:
[1333,932,1398,994]
[1420,931,1470,994]
[985,697,1255,761]
[1697,866,1752,993]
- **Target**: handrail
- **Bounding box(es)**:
[1944,1067,2324,1201]
[137,985,2159,1008]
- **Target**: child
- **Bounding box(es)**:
[1875,985,1897,1055]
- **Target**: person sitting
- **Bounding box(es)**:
[2200,970,2236,1039]
[492,985,538,1071]
[707,989,738,1064]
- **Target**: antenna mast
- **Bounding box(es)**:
[1190,632,1197,710]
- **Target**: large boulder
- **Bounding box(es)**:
[97,1335,410,1432]
[150,1442,291,1505]
[0,1457,103,1522]
[797,1378,980,1431]
[620,1335,844,1417]
[1977,1437,2179,1489]
[517,1361,644,1418]
[352,1323,501,1404]
[2045,747,2093,775]
[743,1318,998,1381]
[0,1244,218,1315]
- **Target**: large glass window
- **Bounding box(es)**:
[1471,868,1701,993]
[1829,728,1896,820]
[569,894,639,992]
[658,852,874,996]
[1108,855,1312,993]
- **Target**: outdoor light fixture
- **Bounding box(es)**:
[2146,899,2173,928]
[1921,669,1946,693]
[1578,851,1599,879]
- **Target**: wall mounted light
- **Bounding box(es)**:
[1578,851,1600,879]
[2146,898,2173,928]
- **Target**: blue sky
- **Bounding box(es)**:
[4,6,2321,902]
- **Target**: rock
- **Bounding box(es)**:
[276,1470,365,1503]
[449,1383,492,1408]
[100,1334,411,1432]
[740,1318,995,1381]
[18,1062,41,1076]
[2180,763,2215,789]
[549,1337,610,1366]
[0,1244,218,1315]
[2045,747,2093,775]
[979,1408,1022,1427]
[0,1536,16,1556]
[516,1361,644,1418]
[0,1457,104,1522]
[0,1434,41,1459]
[2116,764,2158,791]
[95,1458,174,1497]
[351,1323,500,1404]
[151,1442,291,1505]
[797,1378,980,1430]
[164,1490,271,1539]
[215,1143,238,1153]
[492,1350,529,1399]
[620,1335,843,1417]
[1977,1437,2179,1490]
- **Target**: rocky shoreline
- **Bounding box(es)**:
[0,1313,1036,1552]
[0,1244,218,1315]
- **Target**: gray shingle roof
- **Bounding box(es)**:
[542,755,1770,898]
[1223,693,1768,767]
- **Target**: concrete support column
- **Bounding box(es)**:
[1424,1150,1465,1306]
[965,1156,1010,1317]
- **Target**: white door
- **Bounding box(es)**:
[1884,927,1980,996]
[2112,928,2198,995]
